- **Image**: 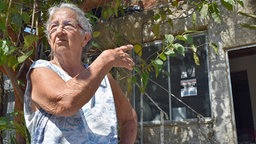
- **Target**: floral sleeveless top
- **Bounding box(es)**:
[24,60,118,144]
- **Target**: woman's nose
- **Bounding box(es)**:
[55,25,65,35]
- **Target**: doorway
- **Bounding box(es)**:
[228,46,256,143]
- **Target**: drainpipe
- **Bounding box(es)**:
[160,111,164,144]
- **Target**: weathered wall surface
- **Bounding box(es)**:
[211,0,256,49]
[94,0,256,143]
[207,0,256,143]
[139,120,216,144]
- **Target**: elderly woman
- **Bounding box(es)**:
[24,3,137,144]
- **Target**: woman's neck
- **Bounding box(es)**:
[50,58,85,77]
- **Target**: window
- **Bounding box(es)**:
[133,33,211,122]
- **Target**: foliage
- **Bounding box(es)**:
[238,11,256,30]
[0,1,35,69]
[0,111,30,144]
[94,0,244,91]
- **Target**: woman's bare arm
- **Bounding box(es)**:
[30,45,134,116]
[108,74,137,144]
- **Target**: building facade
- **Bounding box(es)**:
[93,0,256,143]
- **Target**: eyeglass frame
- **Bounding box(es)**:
[47,19,86,36]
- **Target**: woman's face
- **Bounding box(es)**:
[48,8,88,57]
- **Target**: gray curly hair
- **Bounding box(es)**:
[45,3,93,57]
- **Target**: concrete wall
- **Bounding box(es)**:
[207,0,256,143]
[94,0,256,143]
[138,120,217,144]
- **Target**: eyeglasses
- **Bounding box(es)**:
[48,20,84,35]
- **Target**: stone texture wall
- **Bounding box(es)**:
[207,0,256,143]
[138,120,217,144]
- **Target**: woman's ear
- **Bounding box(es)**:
[82,32,92,47]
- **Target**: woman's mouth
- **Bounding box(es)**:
[56,39,67,44]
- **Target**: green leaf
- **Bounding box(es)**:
[185,35,193,44]
[192,12,197,26]
[7,55,17,67]
[140,72,149,93]
[152,24,160,37]
[160,11,167,21]
[0,118,8,126]
[238,11,256,19]
[193,52,200,65]
[142,72,149,86]
[0,52,6,65]
[171,0,178,7]
[167,18,174,29]
[153,13,161,20]
[173,43,185,56]
[211,12,221,23]
[11,13,23,29]
[159,53,167,61]
[240,23,256,30]
[7,46,17,55]
[220,0,235,11]
[237,0,244,7]
[0,18,6,31]
[184,30,200,34]
[17,49,33,64]
[18,79,25,87]
[153,59,163,77]
[93,31,101,38]
[153,64,159,77]
[134,44,143,57]
[131,76,137,84]
[92,41,101,48]
[0,58,5,65]
[209,2,221,23]
[102,8,114,19]
[164,49,176,57]
[85,12,99,23]
[176,34,192,43]
[24,35,38,49]
[1,40,16,55]
[209,41,219,54]
[133,66,141,74]
[0,1,6,12]
[165,34,174,44]
[176,35,186,41]
[1,40,8,54]
[154,58,163,66]
[22,12,30,23]
[200,3,209,18]
[113,1,121,16]
[191,44,197,53]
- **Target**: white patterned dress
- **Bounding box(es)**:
[24,60,118,144]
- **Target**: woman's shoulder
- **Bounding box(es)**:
[31,59,51,68]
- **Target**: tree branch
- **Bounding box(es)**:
[2,65,24,104]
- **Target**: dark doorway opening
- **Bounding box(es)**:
[231,71,254,142]
[228,47,256,143]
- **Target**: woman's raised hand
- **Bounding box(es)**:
[100,44,135,71]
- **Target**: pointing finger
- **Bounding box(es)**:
[117,44,133,51]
